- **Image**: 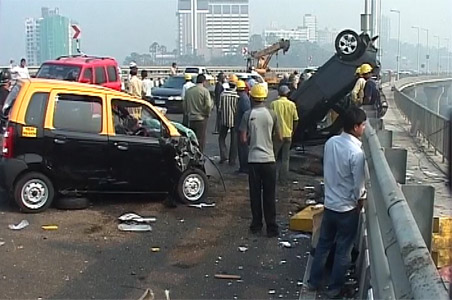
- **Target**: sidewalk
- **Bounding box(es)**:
[383,85,451,217]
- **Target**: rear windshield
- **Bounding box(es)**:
[2,83,22,116]
[162,77,185,89]
[185,68,200,74]
[36,63,81,81]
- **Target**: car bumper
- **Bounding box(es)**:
[0,158,28,191]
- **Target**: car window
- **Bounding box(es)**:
[185,68,200,74]
[53,94,102,133]
[112,99,164,138]
[25,92,49,127]
[83,68,93,82]
[36,64,81,81]
[2,83,22,116]
[162,77,185,89]
[94,67,107,84]
[107,66,118,82]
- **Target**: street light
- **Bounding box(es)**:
[390,9,401,80]
[412,26,420,75]
[434,35,440,74]
[421,28,429,74]
[444,38,450,75]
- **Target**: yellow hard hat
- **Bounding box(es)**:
[249,84,268,100]
[229,74,238,83]
[359,64,373,75]
[184,73,192,80]
[355,67,361,74]
[236,80,246,90]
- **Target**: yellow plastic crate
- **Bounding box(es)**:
[289,205,324,233]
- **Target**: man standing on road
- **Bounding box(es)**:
[11,58,30,80]
[235,80,251,174]
[128,67,142,98]
[183,74,213,151]
[218,80,238,165]
[308,106,367,298]
[170,62,178,76]
[181,74,195,126]
[141,70,153,103]
[213,73,225,134]
[271,85,299,184]
[239,84,281,238]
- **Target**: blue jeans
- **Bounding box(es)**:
[309,207,359,293]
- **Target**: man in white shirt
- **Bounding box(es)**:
[11,58,30,80]
[308,106,367,298]
[141,70,154,102]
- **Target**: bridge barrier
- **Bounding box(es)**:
[356,118,449,299]
[394,76,452,162]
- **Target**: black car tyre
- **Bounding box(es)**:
[14,172,54,213]
[335,30,364,61]
[54,196,90,210]
[177,168,208,203]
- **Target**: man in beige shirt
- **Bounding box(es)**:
[351,65,367,106]
[183,74,213,151]
[128,68,142,98]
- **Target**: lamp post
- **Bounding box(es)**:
[412,26,420,75]
[444,38,450,75]
[434,35,440,74]
[390,9,401,80]
[421,28,429,74]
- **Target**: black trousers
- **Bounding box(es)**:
[219,125,237,164]
[236,129,249,172]
[190,119,208,152]
[248,162,278,233]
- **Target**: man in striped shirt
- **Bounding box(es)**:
[218,83,239,165]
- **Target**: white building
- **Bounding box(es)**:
[177,0,209,56]
[264,28,308,46]
[206,0,250,55]
[317,27,337,46]
[303,14,317,42]
[25,18,41,66]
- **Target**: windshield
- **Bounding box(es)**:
[2,83,22,116]
[162,77,185,89]
[36,64,81,81]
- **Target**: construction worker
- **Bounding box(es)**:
[181,74,195,126]
[218,78,239,165]
[128,67,142,98]
[235,80,250,174]
[239,84,282,238]
[351,65,367,106]
[183,74,213,151]
[214,72,226,134]
[271,85,299,184]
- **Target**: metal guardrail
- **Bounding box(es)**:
[394,77,452,162]
[356,119,449,299]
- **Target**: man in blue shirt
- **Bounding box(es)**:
[363,66,380,106]
[308,106,367,298]
[235,80,251,174]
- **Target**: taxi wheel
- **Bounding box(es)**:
[177,168,208,204]
[14,172,54,213]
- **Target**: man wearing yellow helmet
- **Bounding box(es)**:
[239,84,282,238]
[235,80,251,174]
[362,64,380,106]
[350,65,367,106]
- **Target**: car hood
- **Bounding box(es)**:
[151,87,182,96]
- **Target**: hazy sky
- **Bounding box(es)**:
[0,0,451,64]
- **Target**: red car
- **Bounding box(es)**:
[36,55,121,91]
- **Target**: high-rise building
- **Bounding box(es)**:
[177,0,209,56]
[206,0,249,55]
[303,14,317,42]
[39,7,77,62]
[177,0,249,56]
[264,28,308,47]
[25,18,41,66]
[317,27,337,46]
[380,15,391,47]
[25,8,78,65]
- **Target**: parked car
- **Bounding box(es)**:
[235,72,268,91]
[0,78,216,213]
[36,55,121,91]
[290,29,384,146]
[184,66,215,85]
[151,75,187,113]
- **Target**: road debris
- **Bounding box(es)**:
[305,199,317,205]
[279,241,292,248]
[268,290,276,294]
[8,220,29,230]
[0,241,5,247]
[279,260,287,265]
[151,247,160,252]
[214,274,241,280]
[164,289,170,300]
[118,213,156,223]
[238,246,248,252]
[118,224,152,232]
[42,225,58,230]
[188,203,216,209]
[137,288,154,300]
[291,233,311,239]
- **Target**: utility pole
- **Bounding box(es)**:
[390,9,401,80]
[422,28,430,74]
[412,26,420,75]
[434,35,440,74]
[445,38,450,75]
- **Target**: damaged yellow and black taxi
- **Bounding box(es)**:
[0,78,219,213]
